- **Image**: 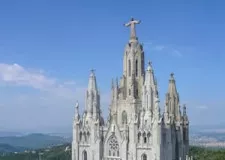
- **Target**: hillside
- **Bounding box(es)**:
[0,133,69,150]
[0,144,27,153]
[190,146,225,160]
[0,144,71,160]
[0,145,225,160]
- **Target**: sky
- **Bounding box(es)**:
[0,0,224,133]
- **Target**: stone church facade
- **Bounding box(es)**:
[72,18,190,160]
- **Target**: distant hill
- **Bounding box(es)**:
[0,131,24,137]
[48,132,72,139]
[0,143,28,153]
[0,133,70,150]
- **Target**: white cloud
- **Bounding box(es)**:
[172,49,182,57]
[0,63,90,132]
[143,42,183,57]
[63,80,77,86]
[0,63,113,132]
[153,45,165,51]
[0,63,56,90]
[0,63,86,100]
[196,105,208,109]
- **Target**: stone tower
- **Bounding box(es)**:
[72,70,104,160]
[72,18,190,160]
[162,74,189,160]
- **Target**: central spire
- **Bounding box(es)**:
[88,69,97,92]
[124,17,141,42]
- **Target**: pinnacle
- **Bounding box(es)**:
[168,72,178,96]
[147,61,153,71]
[170,72,174,78]
[183,104,187,114]
[90,69,95,76]
[111,78,114,89]
[75,101,79,108]
[88,69,98,92]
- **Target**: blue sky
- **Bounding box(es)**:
[0,0,224,133]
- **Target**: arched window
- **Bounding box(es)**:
[138,132,141,143]
[107,135,119,157]
[143,132,147,143]
[129,89,131,95]
[79,132,82,141]
[122,111,127,125]
[142,154,147,160]
[136,89,138,97]
[128,60,131,76]
[83,150,87,160]
[144,136,147,143]
[136,59,138,77]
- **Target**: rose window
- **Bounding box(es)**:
[108,135,119,157]
[109,136,119,150]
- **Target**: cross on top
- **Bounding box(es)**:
[90,69,96,77]
[90,69,95,73]
[90,69,96,75]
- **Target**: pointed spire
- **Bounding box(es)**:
[75,101,79,113]
[168,73,178,95]
[170,72,174,79]
[88,69,98,92]
[145,61,156,86]
[142,60,159,113]
[165,73,181,122]
[183,104,187,115]
[114,77,119,99]
[147,61,153,71]
[85,70,100,119]
[183,104,188,122]
[111,78,114,103]
[111,78,114,89]
[116,77,119,88]
[75,101,80,120]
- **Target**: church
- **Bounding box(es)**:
[72,18,190,160]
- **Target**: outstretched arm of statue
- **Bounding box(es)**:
[124,22,131,27]
[134,20,141,24]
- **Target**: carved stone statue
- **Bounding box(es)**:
[124,18,141,41]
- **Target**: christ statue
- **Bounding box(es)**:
[124,18,141,40]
